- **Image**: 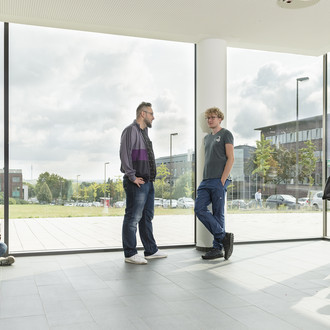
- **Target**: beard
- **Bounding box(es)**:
[144,118,152,128]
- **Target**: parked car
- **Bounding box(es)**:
[114,200,126,208]
[177,197,194,208]
[265,194,300,210]
[247,200,257,208]
[154,198,163,207]
[298,197,310,208]
[311,191,324,210]
[231,199,248,209]
[162,199,178,208]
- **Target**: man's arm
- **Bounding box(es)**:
[120,127,145,187]
[120,127,136,182]
[221,143,234,185]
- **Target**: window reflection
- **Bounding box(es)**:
[8,23,195,252]
[227,48,323,241]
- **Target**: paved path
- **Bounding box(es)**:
[2,212,324,253]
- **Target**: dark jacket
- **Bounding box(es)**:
[120,120,153,182]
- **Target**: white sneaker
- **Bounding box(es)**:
[125,254,148,265]
[145,250,168,260]
[0,256,15,266]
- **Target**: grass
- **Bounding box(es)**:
[0,204,194,219]
[0,204,318,219]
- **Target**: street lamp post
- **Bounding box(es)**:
[296,76,309,203]
[170,133,178,208]
[104,162,110,209]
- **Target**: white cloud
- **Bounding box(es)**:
[7,25,324,182]
[8,24,194,181]
[228,53,323,146]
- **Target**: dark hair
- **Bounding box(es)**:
[136,102,152,118]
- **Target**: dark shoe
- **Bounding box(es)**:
[223,233,234,260]
[202,248,223,260]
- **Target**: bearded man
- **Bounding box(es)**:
[119,102,167,265]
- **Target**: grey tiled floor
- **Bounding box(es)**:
[1,240,330,329]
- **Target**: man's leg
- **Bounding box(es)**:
[0,242,15,266]
[195,180,226,248]
[209,179,234,260]
[138,182,157,256]
[0,242,7,257]
[122,178,148,260]
[195,180,224,260]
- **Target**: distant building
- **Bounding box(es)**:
[255,115,323,186]
[230,145,256,200]
[0,169,23,199]
[155,150,195,182]
[254,115,325,199]
[231,145,256,179]
[156,147,256,200]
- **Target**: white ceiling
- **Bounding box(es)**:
[0,0,328,56]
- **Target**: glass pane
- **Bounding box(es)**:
[227,48,323,241]
[327,54,330,237]
[8,23,194,253]
[0,23,4,243]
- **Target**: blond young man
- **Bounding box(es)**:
[195,107,235,260]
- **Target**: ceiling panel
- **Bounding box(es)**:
[0,0,328,56]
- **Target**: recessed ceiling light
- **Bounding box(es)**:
[277,0,320,9]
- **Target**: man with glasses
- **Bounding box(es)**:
[195,107,235,260]
[120,102,167,264]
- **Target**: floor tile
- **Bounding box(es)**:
[1,242,330,329]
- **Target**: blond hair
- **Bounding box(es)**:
[205,107,224,120]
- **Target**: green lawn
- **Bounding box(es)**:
[0,204,194,219]
[0,204,317,219]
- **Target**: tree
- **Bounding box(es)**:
[270,145,296,185]
[154,179,170,199]
[89,183,99,201]
[156,163,170,199]
[299,140,318,187]
[37,182,52,203]
[113,176,124,201]
[252,134,277,188]
[24,182,36,198]
[173,171,194,199]
[36,172,69,201]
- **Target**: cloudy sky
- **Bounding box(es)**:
[227,48,323,145]
[3,23,324,182]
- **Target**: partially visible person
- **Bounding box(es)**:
[195,107,235,260]
[255,189,262,208]
[120,101,167,265]
[0,233,15,266]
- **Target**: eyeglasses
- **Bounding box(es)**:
[205,116,219,120]
[143,110,154,116]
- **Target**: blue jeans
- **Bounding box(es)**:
[0,242,7,257]
[195,178,231,250]
[122,177,158,258]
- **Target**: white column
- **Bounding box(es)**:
[196,39,227,250]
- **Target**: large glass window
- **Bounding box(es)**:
[327,54,330,238]
[0,24,3,242]
[227,48,324,241]
[7,23,194,253]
